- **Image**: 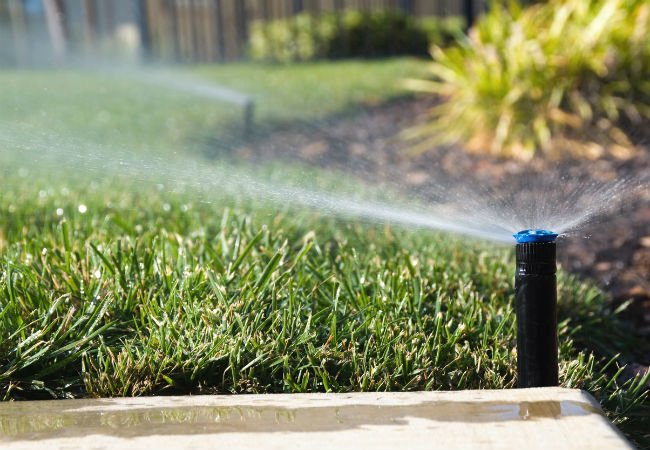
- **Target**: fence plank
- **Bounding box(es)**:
[213,0,225,59]
[81,0,98,52]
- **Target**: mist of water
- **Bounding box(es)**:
[0,65,646,245]
[1,119,644,245]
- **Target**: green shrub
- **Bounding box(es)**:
[406,0,650,159]
[326,10,429,59]
[418,16,466,48]
[249,13,332,63]
[249,11,463,63]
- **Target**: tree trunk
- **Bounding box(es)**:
[43,0,67,62]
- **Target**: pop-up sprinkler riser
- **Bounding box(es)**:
[513,229,559,388]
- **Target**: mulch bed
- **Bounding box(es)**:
[220,96,650,365]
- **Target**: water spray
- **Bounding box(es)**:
[513,229,559,388]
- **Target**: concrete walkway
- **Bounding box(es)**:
[0,388,633,450]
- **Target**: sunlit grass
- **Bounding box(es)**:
[0,164,647,444]
[0,58,426,154]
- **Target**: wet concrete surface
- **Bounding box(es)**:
[0,399,596,439]
[0,388,633,450]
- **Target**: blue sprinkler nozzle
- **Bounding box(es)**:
[513,229,559,244]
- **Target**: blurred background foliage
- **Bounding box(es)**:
[249,11,465,63]
[407,0,650,160]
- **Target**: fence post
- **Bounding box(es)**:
[8,0,27,66]
[397,0,413,14]
[81,0,98,54]
[136,0,152,61]
[167,0,180,61]
[214,0,225,60]
[189,0,200,61]
[235,0,248,59]
[102,0,116,48]
[43,0,68,62]
[463,0,474,30]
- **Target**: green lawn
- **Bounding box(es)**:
[0,60,648,446]
[0,58,426,154]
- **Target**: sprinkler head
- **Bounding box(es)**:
[513,229,559,388]
[513,229,558,244]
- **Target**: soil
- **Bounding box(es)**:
[213,97,650,366]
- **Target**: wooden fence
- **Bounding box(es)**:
[1,0,478,65]
[144,0,471,62]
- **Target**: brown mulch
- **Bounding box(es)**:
[221,97,650,362]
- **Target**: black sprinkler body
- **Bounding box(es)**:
[513,230,559,388]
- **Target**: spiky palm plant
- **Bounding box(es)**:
[407,0,650,159]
